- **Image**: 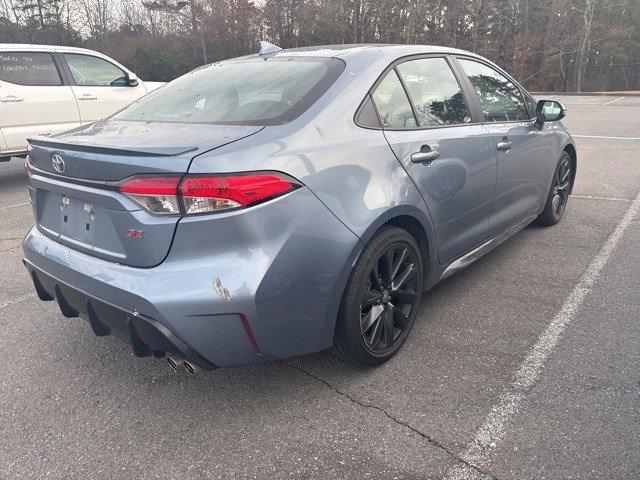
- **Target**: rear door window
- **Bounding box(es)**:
[63,54,128,86]
[371,70,417,129]
[457,58,529,122]
[396,57,472,127]
[355,95,381,128]
[0,52,61,86]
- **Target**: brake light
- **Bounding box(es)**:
[119,172,300,216]
[179,173,300,214]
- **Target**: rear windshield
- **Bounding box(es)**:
[114,56,345,126]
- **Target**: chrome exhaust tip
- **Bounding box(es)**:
[166,355,184,372]
[166,355,202,374]
[183,360,202,375]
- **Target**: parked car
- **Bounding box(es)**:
[0,44,164,161]
[22,44,575,372]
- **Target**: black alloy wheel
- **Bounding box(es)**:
[536,151,574,227]
[332,226,424,366]
[360,242,420,354]
[550,154,572,220]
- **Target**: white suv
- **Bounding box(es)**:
[0,44,164,161]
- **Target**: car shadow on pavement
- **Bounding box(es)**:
[45,221,538,403]
[31,203,580,438]
[50,314,365,418]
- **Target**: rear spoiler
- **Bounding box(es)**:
[27,136,198,158]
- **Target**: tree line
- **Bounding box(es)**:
[1,0,639,92]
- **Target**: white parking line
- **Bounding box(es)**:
[445,190,640,480]
[602,96,625,105]
[573,135,640,141]
[0,292,37,310]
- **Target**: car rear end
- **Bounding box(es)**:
[22,53,360,368]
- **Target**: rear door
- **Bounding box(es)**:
[0,51,80,152]
[60,52,145,123]
[369,56,497,265]
[454,57,553,234]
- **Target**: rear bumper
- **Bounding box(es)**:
[24,258,217,369]
[22,187,361,367]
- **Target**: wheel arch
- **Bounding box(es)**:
[359,205,437,270]
[318,205,438,350]
[381,215,431,283]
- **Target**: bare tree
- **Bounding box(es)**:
[144,0,208,62]
[574,0,595,92]
[0,0,637,91]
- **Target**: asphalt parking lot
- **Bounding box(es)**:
[1,94,638,480]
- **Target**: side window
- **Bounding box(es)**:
[355,95,381,128]
[0,52,61,86]
[63,54,128,87]
[371,69,417,129]
[396,58,472,127]
[457,58,528,122]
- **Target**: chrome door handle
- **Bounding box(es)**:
[77,94,97,101]
[411,150,440,164]
[0,95,24,103]
[496,140,513,151]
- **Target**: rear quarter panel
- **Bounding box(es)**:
[187,52,439,347]
[189,123,437,351]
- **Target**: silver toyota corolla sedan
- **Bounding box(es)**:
[22,44,576,371]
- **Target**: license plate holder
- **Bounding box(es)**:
[60,195,95,241]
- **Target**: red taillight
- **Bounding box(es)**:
[119,172,300,216]
[179,172,300,215]
[120,176,180,196]
[24,158,33,177]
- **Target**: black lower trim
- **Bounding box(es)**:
[23,258,217,370]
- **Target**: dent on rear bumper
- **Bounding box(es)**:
[23,187,360,367]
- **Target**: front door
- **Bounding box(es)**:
[61,53,145,124]
[455,57,553,233]
[0,51,80,152]
[371,57,497,265]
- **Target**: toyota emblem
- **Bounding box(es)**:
[51,155,66,173]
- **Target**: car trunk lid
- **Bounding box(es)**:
[27,120,263,267]
[27,120,262,180]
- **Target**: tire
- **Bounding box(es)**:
[332,226,424,366]
[535,151,574,227]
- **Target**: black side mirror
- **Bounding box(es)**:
[535,100,566,128]
[125,72,139,87]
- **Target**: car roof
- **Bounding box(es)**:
[1,42,487,63]
[0,43,101,55]
[256,43,503,80]
[271,43,484,60]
